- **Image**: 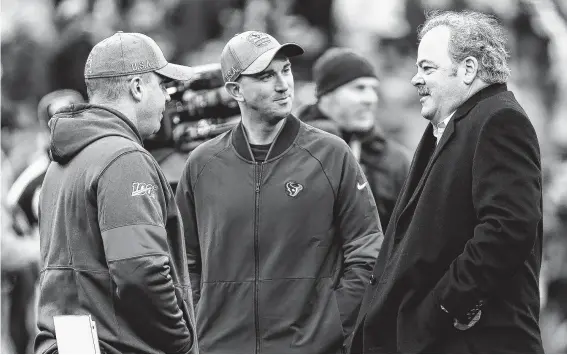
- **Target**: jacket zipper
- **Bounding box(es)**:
[254,162,262,353]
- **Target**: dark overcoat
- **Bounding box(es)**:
[349,84,544,353]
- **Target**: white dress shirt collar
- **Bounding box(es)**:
[432,111,455,145]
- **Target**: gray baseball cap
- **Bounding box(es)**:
[84,31,193,81]
[220,31,304,83]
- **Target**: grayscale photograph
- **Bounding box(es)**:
[1,0,567,353]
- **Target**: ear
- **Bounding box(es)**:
[462,56,479,85]
[129,76,144,102]
[224,81,244,102]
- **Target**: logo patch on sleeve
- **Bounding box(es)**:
[285,181,303,197]
[132,182,158,198]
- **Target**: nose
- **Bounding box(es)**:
[411,72,424,87]
[361,87,378,106]
[274,73,289,92]
[163,87,171,103]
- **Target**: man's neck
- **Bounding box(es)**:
[432,111,454,126]
[431,80,491,126]
[241,112,286,145]
[465,80,491,104]
[90,97,140,129]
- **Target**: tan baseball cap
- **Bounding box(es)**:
[84,31,193,81]
[220,31,304,83]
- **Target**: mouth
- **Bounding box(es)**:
[418,94,430,103]
[274,97,290,103]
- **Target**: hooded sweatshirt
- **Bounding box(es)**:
[298,104,411,230]
[35,103,197,354]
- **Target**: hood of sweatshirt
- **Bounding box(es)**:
[48,103,143,164]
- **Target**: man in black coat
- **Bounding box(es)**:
[349,10,544,353]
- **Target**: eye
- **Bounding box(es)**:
[260,73,274,81]
[282,66,291,73]
[422,66,434,73]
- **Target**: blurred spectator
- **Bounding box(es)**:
[1,150,40,354]
[540,279,567,353]
[299,47,410,230]
[49,0,96,98]
[6,89,85,234]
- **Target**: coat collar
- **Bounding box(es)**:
[453,83,508,122]
[435,83,508,161]
[231,114,301,162]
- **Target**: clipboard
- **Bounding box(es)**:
[53,315,101,354]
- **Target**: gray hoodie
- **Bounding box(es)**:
[35,103,197,354]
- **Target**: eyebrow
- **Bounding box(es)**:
[416,59,436,68]
[354,81,379,89]
[254,62,292,77]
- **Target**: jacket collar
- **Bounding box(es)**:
[232,114,301,162]
[453,83,508,122]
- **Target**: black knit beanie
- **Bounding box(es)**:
[313,48,377,98]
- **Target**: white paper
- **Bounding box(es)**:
[53,315,100,354]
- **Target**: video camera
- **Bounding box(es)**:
[144,63,241,152]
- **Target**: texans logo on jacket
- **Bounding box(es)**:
[285,181,303,197]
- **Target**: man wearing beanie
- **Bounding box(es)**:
[175,31,382,353]
[299,47,411,231]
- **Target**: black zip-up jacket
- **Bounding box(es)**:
[298,104,411,231]
[35,104,197,354]
[175,115,382,353]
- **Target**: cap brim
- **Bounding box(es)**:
[155,63,194,81]
[241,43,304,75]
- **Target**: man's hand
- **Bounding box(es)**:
[440,300,484,331]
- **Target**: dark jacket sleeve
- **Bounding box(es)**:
[98,151,193,354]
[333,145,383,340]
[174,160,202,308]
[431,108,542,318]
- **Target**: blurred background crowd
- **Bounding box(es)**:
[2,0,567,353]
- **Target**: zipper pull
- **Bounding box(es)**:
[255,162,261,192]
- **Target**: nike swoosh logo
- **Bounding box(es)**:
[357,182,368,190]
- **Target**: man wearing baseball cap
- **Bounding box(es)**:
[35,32,197,354]
[299,48,411,231]
[176,31,382,353]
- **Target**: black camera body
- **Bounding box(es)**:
[144,63,241,153]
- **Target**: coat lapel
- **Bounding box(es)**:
[388,125,435,229]
[399,119,456,220]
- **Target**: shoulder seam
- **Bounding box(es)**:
[96,149,144,182]
[295,142,337,199]
[192,145,232,191]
